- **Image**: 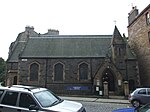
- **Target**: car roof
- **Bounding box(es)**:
[136,88,150,90]
[0,85,47,93]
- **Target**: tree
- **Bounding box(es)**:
[0,58,6,84]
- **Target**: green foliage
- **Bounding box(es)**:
[0,58,6,83]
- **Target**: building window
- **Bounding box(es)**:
[79,63,88,80]
[118,48,121,56]
[117,47,125,56]
[148,32,150,43]
[54,63,64,81]
[146,12,150,25]
[30,63,39,81]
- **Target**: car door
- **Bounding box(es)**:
[0,91,19,112]
[145,88,150,104]
[137,88,150,104]
[18,93,40,112]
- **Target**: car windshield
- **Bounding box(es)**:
[34,90,62,107]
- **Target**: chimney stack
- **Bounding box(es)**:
[47,29,59,35]
[25,26,34,32]
[128,6,139,25]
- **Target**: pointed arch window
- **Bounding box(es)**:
[13,76,17,85]
[79,63,88,80]
[54,63,63,81]
[148,31,150,43]
[30,63,39,81]
[146,12,150,25]
[118,47,121,56]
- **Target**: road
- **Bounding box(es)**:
[60,96,130,112]
[79,101,129,112]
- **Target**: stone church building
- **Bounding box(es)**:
[6,26,140,96]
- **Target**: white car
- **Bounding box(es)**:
[0,85,86,112]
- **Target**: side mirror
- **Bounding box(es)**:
[29,105,39,110]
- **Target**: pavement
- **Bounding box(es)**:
[60,95,130,104]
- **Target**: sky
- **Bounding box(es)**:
[0,0,149,60]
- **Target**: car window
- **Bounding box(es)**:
[1,91,18,106]
[0,90,4,99]
[19,93,36,108]
[147,89,150,95]
[138,89,146,94]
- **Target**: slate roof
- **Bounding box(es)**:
[126,46,136,60]
[111,26,125,45]
[123,37,137,60]
[20,35,112,58]
[7,26,137,62]
[7,41,26,62]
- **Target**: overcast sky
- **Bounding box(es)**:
[0,0,149,60]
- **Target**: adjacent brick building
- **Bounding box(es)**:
[128,4,150,86]
[6,26,140,96]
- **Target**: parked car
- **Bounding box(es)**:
[0,85,86,112]
[112,107,135,112]
[128,88,150,107]
[112,103,150,112]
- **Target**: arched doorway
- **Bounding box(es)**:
[129,79,135,92]
[102,68,115,91]
[13,76,17,85]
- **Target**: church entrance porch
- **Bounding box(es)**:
[101,68,116,96]
[94,62,125,96]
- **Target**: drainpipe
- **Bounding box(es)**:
[125,59,128,81]
[45,59,48,88]
[90,59,94,94]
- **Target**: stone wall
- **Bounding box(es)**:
[18,58,104,95]
[128,6,150,86]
